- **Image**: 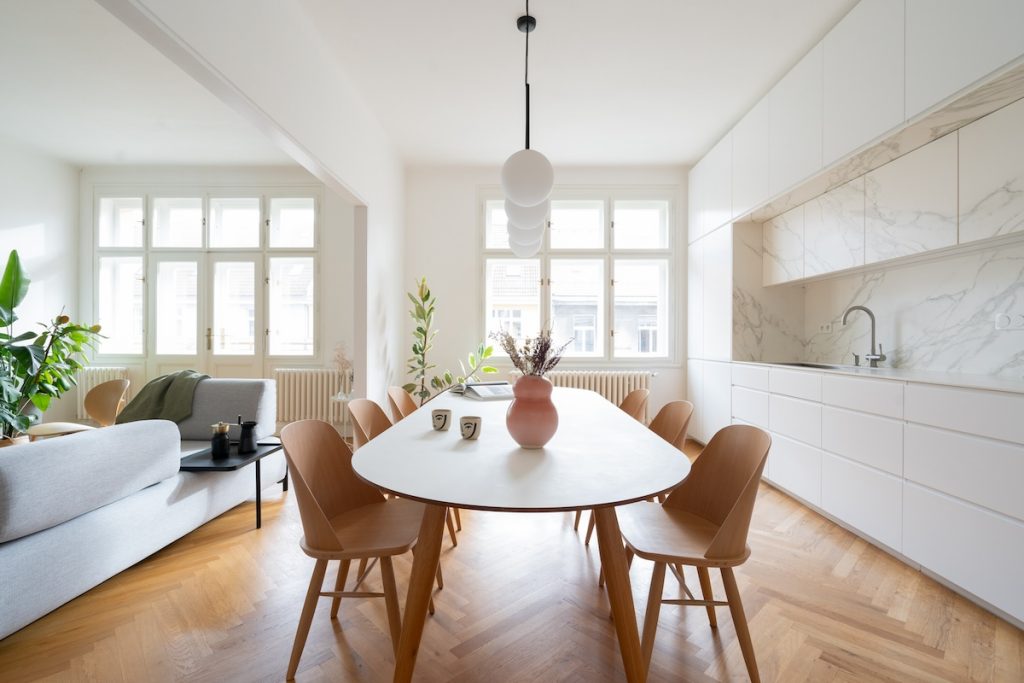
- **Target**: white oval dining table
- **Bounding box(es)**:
[352,387,691,682]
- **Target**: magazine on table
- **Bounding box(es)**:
[451,381,514,400]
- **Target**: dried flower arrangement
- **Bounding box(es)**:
[332,342,354,395]
[490,328,572,377]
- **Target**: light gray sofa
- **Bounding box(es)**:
[0,378,285,640]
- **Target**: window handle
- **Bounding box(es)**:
[206,327,212,351]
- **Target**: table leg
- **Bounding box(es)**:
[255,459,262,530]
[393,504,446,683]
[282,466,289,492]
[594,506,646,682]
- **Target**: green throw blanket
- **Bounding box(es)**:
[115,369,210,424]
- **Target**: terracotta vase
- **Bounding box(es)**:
[506,375,558,449]
[0,435,30,448]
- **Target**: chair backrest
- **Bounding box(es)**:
[84,379,131,427]
[618,389,649,423]
[386,386,418,423]
[648,400,694,451]
[665,424,771,561]
[280,419,385,552]
[348,398,392,450]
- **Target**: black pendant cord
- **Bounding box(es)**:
[524,0,530,149]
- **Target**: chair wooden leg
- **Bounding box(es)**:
[585,513,596,546]
[380,556,403,656]
[696,566,718,628]
[446,509,458,546]
[721,567,759,683]
[573,509,583,531]
[435,563,444,590]
[330,559,352,619]
[286,558,328,680]
[641,562,666,673]
[453,507,462,531]
[355,558,369,586]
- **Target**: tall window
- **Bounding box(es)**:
[483,193,673,360]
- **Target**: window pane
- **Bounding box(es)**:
[613,200,670,249]
[485,258,540,344]
[155,261,197,355]
[210,197,260,248]
[152,197,202,248]
[269,197,315,248]
[485,199,509,249]
[98,197,143,247]
[550,259,604,356]
[613,259,669,357]
[269,257,314,355]
[97,256,143,354]
[550,200,604,250]
[212,261,255,355]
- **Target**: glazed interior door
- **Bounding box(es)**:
[206,255,264,378]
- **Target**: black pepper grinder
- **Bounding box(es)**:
[238,414,258,454]
[211,422,231,459]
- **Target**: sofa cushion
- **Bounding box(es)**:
[176,379,276,441]
[0,420,181,544]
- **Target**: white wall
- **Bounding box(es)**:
[0,137,81,420]
[404,165,688,413]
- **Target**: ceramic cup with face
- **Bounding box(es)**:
[431,408,452,431]
[460,416,482,440]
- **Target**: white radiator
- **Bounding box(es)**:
[515,370,653,419]
[273,368,351,430]
[75,366,130,419]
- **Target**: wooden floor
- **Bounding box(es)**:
[1,442,1022,682]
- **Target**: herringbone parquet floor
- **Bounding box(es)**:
[1,442,1021,682]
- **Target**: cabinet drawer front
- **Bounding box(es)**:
[769,368,822,401]
[905,383,1024,445]
[822,374,903,419]
[770,395,822,447]
[905,424,1024,522]
[822,406,903,475]
[821,453,902,551]
[769,434,822,505]
[732,363,769,391]
[732,387,769,428]
[904,483,1024,623]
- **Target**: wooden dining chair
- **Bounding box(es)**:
[618,388,650,423]
[617,424,772,681]
[26,378,131,440]
[280,419,440,679]
[386,386,419,423]
[348,398,460,547]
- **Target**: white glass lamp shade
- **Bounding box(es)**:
[509,234,543,258]
[507,221,545,246]
[504,198,549,230]
[501,149,554,207]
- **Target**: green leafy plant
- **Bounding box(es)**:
[403,277,497,405]
[1,250,103,440]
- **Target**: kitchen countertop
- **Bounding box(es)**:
[734,360,1024,396]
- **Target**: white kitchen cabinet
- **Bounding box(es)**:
[864,133,958,264]
[701,225,732,360]
[821,453,902,551]
[732,363,769,392]
[904,482,1024,623]
[821,374,903,419]
[687,160,706,244]
[769,367,821,402]
[905,423,1024,522]
[732,97,770,219]
[959,96,1024,245]
[769,43,823,197]
[703,360,733,442]
[769,394,822,448]
[732,386,769,429]
[686,359,705,443]
[769,434,822,505]
[702,134,733,233]
[687,238,704,359]
[905,0,1024,118]
[822,406,903,476]
[803,178,865,276]
[822,0,905,166]
[762,205,804,285]
[905,382,1024,446]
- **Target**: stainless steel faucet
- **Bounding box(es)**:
[842,305,886,368]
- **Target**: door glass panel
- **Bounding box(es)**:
[209,198,260,248]
[550,259,604,356]
[212,261,255,355]
[269,197,315,248]
[155,261,197,355]
[549,200,604,250]
[97,256,144,354]
[613,259,669,357]
[484,258,540,344]
[98,197,143,247]
[485,199,510,249]
[613,200,669,249]
[268,257,314,355]
[152,197,202,248]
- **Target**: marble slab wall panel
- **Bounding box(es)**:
[960,96,1024,244]
[763,205,804,285]
[864,133,958,264]
[804,177,866,276]
[804,240,1024,378]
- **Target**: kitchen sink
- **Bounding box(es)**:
[773,361,848,370]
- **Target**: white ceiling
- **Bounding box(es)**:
[300,0,858,166]
[0,0,289,166]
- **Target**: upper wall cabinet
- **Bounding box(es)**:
[763,204,804,285]
[864,133,957,264]
[959,97,1024,244]
[906,0,1024,118]
[804,177,865,276]
[702,134,733,234]
[823,0,905,166]
[770,44,824,198]
[732,98,771,219]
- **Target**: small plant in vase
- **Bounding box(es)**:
[490,328,572,449]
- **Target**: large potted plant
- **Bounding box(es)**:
[0,250,103,446]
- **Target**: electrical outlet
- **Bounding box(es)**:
[994,313,1024,330]
[818,322,833,334]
